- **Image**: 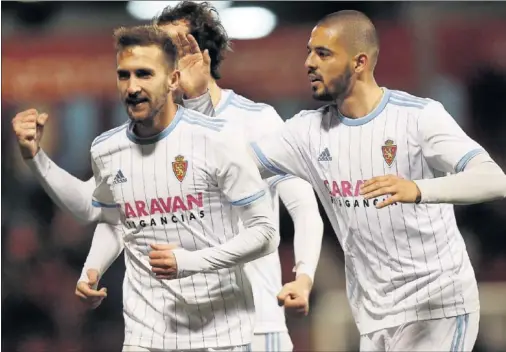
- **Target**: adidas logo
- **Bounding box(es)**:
[318,148,332,161]
[113,170,127,184]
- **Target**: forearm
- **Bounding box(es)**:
[182,90,216,117]
[415,153,506,204]
[276,177,323,283]
[78,222,124,283]
[25,149,99,223]
[173,197,279,276]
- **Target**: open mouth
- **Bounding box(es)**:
[308,74,322,84]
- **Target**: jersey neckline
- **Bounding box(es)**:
[126,105,185,145]
[337,87,391,126]
[215,89,234,115]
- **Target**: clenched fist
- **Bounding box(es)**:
[12,109,49,159]
[149,243,179,279]
[277,274,313,316]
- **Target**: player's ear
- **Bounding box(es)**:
[353,52,368,73]
[168,69,180,92]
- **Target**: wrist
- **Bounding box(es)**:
[294,262,315,285]
[21,146,40,160]
[414,182,422,204]
[295,273,313,292]
[171,248,206,277]
[413,179,426,203]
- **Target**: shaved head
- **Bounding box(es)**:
[318,10,379,70]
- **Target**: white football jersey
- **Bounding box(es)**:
[252,88,482,334]
[90,106,267,350]
[214,89,293,333]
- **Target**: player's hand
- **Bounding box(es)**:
[277,274,312,316]
[149,243,179,279]
[174,32,211,99]
[75,269,107,309]
[360,174,421,208]
[12,109,49,159]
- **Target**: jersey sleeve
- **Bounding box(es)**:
[250,112,310,181]
[213,133,267,207]
[25,149,100,223]
[243,105,285,141]
[90,156,117,207]
[90,154,122,225]
[418,101,486,174]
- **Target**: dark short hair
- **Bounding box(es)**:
[156,1,231,80]
[318,10,379,70]
[113,25,177,68]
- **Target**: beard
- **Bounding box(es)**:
[125,89,168,124]
[172,89,184,105]
[312,65,353,102]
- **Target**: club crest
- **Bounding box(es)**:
[381,139,397,166]
[172,155,188,182]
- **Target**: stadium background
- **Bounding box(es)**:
[2,1,506,351]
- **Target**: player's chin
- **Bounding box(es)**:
[127,110,151,122]
[311,89,334,102]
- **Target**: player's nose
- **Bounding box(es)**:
[126,79,141,95]
[304,53,316,70]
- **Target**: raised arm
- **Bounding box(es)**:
[26,150,100,222]
[12,109,100,223]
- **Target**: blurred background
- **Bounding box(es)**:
[2,1,506,351]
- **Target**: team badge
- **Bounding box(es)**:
[381,139,397,166]
[172,155,188,182]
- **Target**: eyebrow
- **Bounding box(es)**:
[116,67,155,73]
[308,45,333,53]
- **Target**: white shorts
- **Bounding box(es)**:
[360,312,479,352]
[122,344,251,352]
[252,332,293,352]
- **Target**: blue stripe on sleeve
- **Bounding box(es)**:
[250,142,287,176]
[455,148,485,173]
[231,190,266,206]
[92,200,120,208]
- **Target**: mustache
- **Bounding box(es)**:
[307,70,322,80]
[125,95,149,105]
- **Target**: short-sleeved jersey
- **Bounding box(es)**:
[213,89,295,333]
[91,106,267,350]
[252,88,482,334]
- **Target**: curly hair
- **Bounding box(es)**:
[113,25,177,68]
[155,1,231,80]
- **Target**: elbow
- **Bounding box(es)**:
[75,214,98,225]
[261,222,280,255]
[76,207,101,224]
